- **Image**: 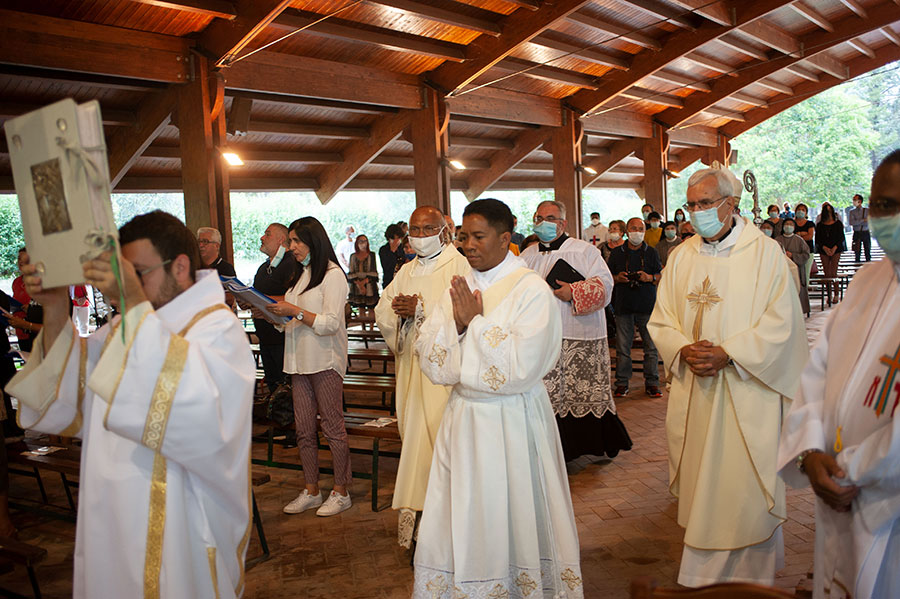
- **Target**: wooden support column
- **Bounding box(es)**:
[212,109,234,262]
[410,88,451,213]
[640,123,669,218]
[178,56,224,240]
[551,109,583,236]
[701,133,731,167]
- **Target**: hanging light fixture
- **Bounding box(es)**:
[220,148,244,166]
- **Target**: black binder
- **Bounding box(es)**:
[545,258,585,290]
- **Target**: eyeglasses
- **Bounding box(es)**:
[197,239,218,246]
[408,225,443,236]
[682,196,729,213]
[136,260,172,281]
[533,215,562,224]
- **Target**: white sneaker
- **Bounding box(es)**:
[283,490,323,514]
[315,490,352,517]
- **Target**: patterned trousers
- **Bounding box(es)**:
[291,370,352,487]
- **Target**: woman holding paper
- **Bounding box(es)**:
[268,217,352,517]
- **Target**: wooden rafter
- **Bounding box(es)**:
[623,0,697,30]
[717,35,769,61]
[721,42,900,139]
[838,0,868,19]
[847,37,876,58]
[315,111,414,203]
[581,138,639,187]
[425,0,592,95]
[493,56,599,89]
[564,0,793,117]
[464,127,552,201]
[668,146,707,171]
[366,0,502,36]
[0,9,190,82]
[565,11,662,50]
[654,2,900,129]
[790,2,834,32]
[804,54,849,79]
[648,69,711,92]
[882,27,900,45]
[756,78,794,94]
[108,86,180,187]
[739,19,801,55]
[530,32,630,70]
[785,64,820,81]
[666,0,732,26]
[198,0,293,67]
[126,0,237,19]
[0,102,136,126]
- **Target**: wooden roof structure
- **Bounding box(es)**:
[2,0,899,252]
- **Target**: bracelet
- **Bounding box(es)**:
[797,449,822,474]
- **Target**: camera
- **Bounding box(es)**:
[626,271,642,288]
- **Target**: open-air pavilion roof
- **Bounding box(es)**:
[2,0,899,248]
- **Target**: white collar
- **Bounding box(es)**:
[156,270,226,333]
[470,251,524,291]
[700,216,744,256]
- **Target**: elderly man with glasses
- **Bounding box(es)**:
[197,226,235,278]
[520,200,631,463]
[648,167,809,588]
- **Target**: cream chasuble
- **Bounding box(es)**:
[648,218,808,586]
[8,271,256,599]
[373,243,470,542]
[412,253,583,599]
[779,259,900,599]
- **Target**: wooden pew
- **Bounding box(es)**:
[343,373,396,414]
[347,347,394,374]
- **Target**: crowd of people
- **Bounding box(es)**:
[0,150,898,598]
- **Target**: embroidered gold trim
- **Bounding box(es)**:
[234,458,252,595]
[483,325,508,348]
[453,587,468,599]
[60,337,88,437]
[514,572,537,597]
[207,546,221,599]
[142,335,189,450]
[427,344,447,367]
[178,304,230,336]
[426,575,450,598]
[103,310,152,429]
[560,568,582,590]
[482,365,506,391]
[143,453,167,599]
[19,324,77,431]
[486,584,509,599]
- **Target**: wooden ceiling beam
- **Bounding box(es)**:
[0,9,191,82]
[0,65,161,92]
[847,37,876,58]
[730,92,769,107]
[722,41,900,139]
[647,69,711,92]
[665,0,733,26]
[503,0,541,10]
[315,111,414,203]
[451,136,516,149]
[785,64,821,81]
[701,106,746,121]
[803,53,849,79]
[227,90,397,115]
[756,78,794,94]
[620,87,684,108]
[198,0,293,67]
[108,86,180,187]
[425,0,592,95]
[0,102,136,126]
[464,127,552,200]
[247,120,369,139]
[684,52,737,74]
[581,138,640,186]
[446,86,562,127]
[658,2,900,129]
[622,0,698,30]
[790,2,835,32]
[493,57,599,88]
[838,0,868,18]
[668,146,707,171]
[739,20,800,55]
[717,34,769,61]
[882,27,900,45]
[126,0,237,20]
[565,11,662,50]
[564,0,793,116]
[272,9,466,61]
[366,0,502,36]
[450,114,537,130]
[530,33,631,69]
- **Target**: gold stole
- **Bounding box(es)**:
[478,267,534,316]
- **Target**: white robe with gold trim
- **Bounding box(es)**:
[778,259,900,599]
[374,244,469,519]
[648,218,809,586]
[7,271,255,599]
[412,252,583,599]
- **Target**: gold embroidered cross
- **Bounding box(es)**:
[515,572,538,597]
[487,584,509,599]
[686,276,722,342]
[483,326,508,348]
[426,576,449,599]
[428,344,448,368]
[453,587,468,599]
[483,365,506,391]
[560,568,583,590]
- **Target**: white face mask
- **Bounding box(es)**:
[269,244,286,269]
[628,231,644,244]
[590,218,600,226]
[408,227,444,258]
[608,232,621,242]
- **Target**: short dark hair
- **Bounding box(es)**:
[119,210,200,281]
[663,220,677,229]
[879,149,900,168]
[287,216,340,292]
[590,212,600,218]
[767,204,779,213]
[852,193,864,202]
[384,223,403,241]
[648,211,662,220]
[783,217,796,227]
[463,198,514,234]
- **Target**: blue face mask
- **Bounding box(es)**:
[269,245,286,269]
[664,229,677,240]
[796,211,807,219]
[675,213,684,222]
[762,229,773,237]
[783,225,795,235]
[300,253,311,267]
[691,202,727,238]
[869,213,900,263]
[534,221,559,243]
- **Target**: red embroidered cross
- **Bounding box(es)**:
[875,343,900,417]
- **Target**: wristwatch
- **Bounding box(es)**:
[295,310,304,322]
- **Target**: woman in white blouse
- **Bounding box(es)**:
[268,217,352,517]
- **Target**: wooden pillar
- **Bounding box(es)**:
[410,87,451,214]
[552,109,583,236]
[702,133,732,168]
[641,123,669,219]
[178,56,227,244]
[212,109,233,263]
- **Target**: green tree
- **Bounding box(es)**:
[0,196,25,277]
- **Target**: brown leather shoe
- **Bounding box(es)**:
[614,386,628,398]
[646,386,663,398]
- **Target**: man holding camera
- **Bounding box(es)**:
[608,217,663,398]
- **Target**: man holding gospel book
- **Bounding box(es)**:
[8,211,255,599]
[521,200,631,462]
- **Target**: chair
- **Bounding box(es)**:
[630,577,796,599]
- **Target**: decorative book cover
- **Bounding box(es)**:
[4,98,117,288]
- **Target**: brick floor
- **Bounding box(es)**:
[0,308,832,598]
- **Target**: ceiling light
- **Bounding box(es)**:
[664,168,680,179]
[221,149,243,166]
[577,165,597,176]
[447,159,466,172]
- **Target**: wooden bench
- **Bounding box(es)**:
[343,373,396,414]
[347,347,394,374]
[252,413,401,511]
[347,328,384,348]
[0,536,47,599]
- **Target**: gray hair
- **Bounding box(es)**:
[197,227,221,244]
[536,200,567,219]
[687,167,743,199]
[344,224,356,235]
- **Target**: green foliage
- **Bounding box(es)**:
[0,196,25,277]
[848,64,900,169]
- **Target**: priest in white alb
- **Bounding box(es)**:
[778,150,900,599]
[648,167,809,586]
[374,205,469,548]
[8,211,255,599]
[413,199,583,598]
[521,200,631,462]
